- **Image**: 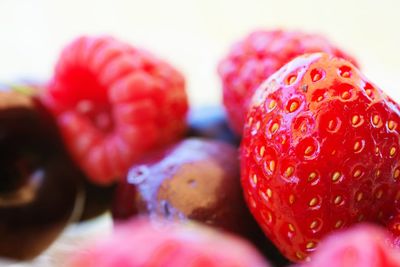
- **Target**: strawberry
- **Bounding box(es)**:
[43,36,188,185]
[298,224,400,267]
[67,218,270,267]
[388,214,400,237]
[240,52,400,262]
[387,214,400,249]
[218,30,358,135]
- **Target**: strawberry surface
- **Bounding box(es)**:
[68,218,270,267]
[387,214,400,249]
[43,36,188,185]
[218,30,358,135]
[298,224,400,267]
[240,52,400,262]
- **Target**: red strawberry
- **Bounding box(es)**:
[67,218,270,267]
[43,36,188,185]
[387,214,400,248]
[240,52,400,262]
[388,214,400,237]
[218,30,358,135]
[298,224,400,267]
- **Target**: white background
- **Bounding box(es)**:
[0,0,399,266]
[0,0,400,105]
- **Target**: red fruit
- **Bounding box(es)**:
[68,218,270,267]
[240,53,400,262]
[218,30,358,135]
[44,36,188,185]
[298,224,400,267]
[387,214,400,248]
[388,214,400,237]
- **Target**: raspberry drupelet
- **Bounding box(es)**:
[218,30,358,135]
[44,36,188,185]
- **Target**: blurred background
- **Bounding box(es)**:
[0,0,399,105]
[0,0,399,266]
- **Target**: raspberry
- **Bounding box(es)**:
[68,218,270,267]
[298,224,400,267]
[218,30,358,135]
[44,36,188,185]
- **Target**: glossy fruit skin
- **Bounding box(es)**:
[0,89,83,260]
[241,53,400,262]
[387,214,400,249]
[2,82,115,222]
[44,35,188,185]
[298,224,400,267]
[112,138,257,238]
[187,106,239,146]
[68,218,270,267]
[218,30,358,135]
